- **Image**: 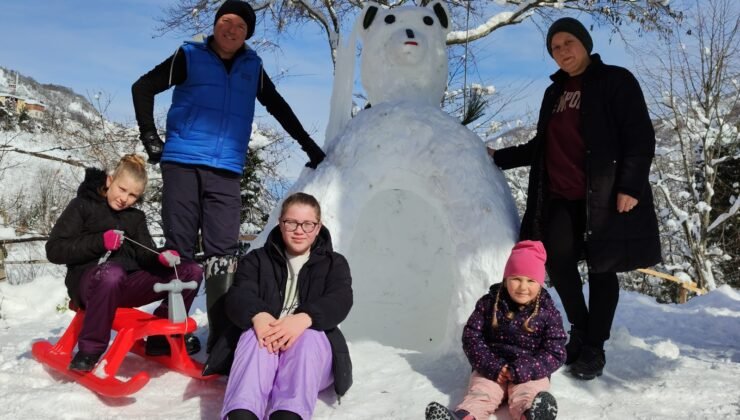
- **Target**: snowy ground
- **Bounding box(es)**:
[0,271,738,419]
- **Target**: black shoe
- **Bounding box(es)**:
[68,351,102,372]
[145,334,201,356]
[524,391,558,420]
[570,345,605,380]
[565,328,585,365]
[425,402,465,420]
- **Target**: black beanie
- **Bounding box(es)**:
[546,17,593,56]
[214,0,256,40]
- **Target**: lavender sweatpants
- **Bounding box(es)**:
[221,329,334,420]
[76,261,203,355]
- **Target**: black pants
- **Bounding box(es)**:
[161,162,241,260]
[543,199,619,348]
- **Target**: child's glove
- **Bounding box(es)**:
[158,250,181,267]
[103,229,124,251]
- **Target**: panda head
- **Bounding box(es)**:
[359,1,451,107]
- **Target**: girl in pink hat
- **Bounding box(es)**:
[426,240,567,420]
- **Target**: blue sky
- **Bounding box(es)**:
[1,1,643,148]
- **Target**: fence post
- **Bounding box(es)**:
[0,243,7,282]
[678,287,688,304]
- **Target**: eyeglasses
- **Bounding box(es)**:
[280,219,319,233]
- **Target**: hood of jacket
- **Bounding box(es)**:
[76,168,108,202]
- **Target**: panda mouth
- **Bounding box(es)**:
[404,41,418,46]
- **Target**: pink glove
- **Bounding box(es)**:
[103,230,124,251]
[158,250,181,267]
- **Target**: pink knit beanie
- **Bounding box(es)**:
[503,240,547,285]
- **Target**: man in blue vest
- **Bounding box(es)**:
[132,0,325,353]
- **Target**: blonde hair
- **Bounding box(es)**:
[99,154,148,200]
[491,280,541,333]
[111,154,148,186]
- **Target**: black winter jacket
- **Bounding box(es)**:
[494,55,661,273]
[46,168,158,306]
[204,225,354,396]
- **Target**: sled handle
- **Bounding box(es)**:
[153,280,198,323]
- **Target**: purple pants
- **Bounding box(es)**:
[221,329,334,420]
[76,261,203,354]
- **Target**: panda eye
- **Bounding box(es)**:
[384,15,396,24]
[423,16,434,26]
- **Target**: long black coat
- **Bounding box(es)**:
[46,168,158,305]
[494,55,661,273]
[205,225,354,396]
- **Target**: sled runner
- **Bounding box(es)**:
[32,301,217,397]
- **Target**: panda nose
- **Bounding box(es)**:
[406,29,415,39]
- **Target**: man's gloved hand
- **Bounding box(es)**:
[158,250,181,267]
[140,131,164,164]
[103,229,125,251]
[302,140,326,169]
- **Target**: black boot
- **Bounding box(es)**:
[269,410,302,420]
[570,345,605,380]
[524,391,558,420]
[145,334,201,356]
[68,351,102,372]
[227,409,259,420]
[425,402,467,420]
[565,328,585,365]
[205,256,237,353]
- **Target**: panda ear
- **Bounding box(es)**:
[429,0,450,30]
[362,4,379,30]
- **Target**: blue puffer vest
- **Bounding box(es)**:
[163,41,261,174]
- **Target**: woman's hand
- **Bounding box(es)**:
[486,146,496,158]
[616,192,639,213]
[251,312,277,351]
[262,313,313,353]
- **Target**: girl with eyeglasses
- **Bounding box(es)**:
[204,192,353,420]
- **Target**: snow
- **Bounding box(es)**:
[1,275,739,419]
[2,2,739,418]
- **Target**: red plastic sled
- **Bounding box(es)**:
[32,307,218,398]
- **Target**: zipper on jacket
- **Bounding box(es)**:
[582,81,592,249]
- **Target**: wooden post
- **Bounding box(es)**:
[0,243,7,282]
[637,268,708,303]
[678,287,688,304]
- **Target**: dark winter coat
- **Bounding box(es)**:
[462,283,566,384]
[494,54,662,273]
[46,168,158,306]
[204,225,354,396]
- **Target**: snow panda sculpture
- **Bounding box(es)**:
[253,1,520,353]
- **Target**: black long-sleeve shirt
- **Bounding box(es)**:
[131,40,314,148]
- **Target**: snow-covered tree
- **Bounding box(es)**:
[158,1,682,134]
[158,1,682,65]
[640,0,740,291]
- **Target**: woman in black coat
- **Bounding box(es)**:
[491,18,661,380]
[209,192,353,420]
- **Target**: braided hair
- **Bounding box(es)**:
[491,279,542,333]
